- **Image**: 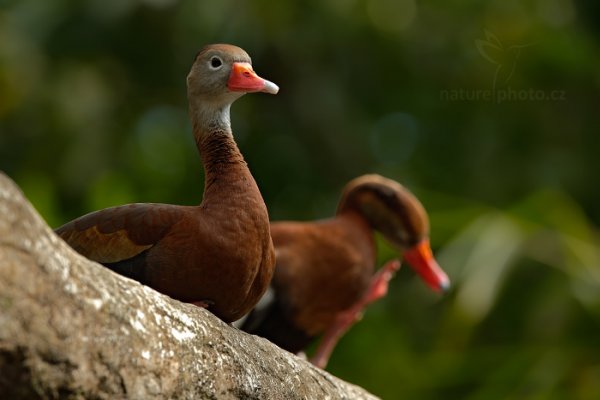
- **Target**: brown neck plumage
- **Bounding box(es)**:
[190,101,259,209]
[197,131,248,190]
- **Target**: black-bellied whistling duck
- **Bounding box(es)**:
[240,174,450,367]
[56,44,279,323]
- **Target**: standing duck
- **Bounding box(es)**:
[240,174,450,366]
[56,44,278,323]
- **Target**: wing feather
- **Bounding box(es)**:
[55,203,185,264]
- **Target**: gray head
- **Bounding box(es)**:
[187,44,278,109]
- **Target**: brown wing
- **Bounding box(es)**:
[240,222,317,352]
[55,203,186,264]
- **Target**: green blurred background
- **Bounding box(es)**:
[1,0,599,398]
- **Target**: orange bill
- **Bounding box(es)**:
[403,239,450,293]
[227,62,279,94]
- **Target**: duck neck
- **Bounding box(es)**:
[336,207,373,235]
[190,100,256,207]
[335,207,377,262]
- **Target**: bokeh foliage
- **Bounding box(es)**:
[1,0,599,398]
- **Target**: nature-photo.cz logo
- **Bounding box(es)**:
[440,30,566,103]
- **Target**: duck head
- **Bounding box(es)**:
[337,174,450,293]
[187,44,279,112]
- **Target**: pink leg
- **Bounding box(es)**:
[191,300,214,308]
[309,259,402,369]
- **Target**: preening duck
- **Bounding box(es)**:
[241,174,449,366]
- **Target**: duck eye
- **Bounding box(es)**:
[209,56,223,69]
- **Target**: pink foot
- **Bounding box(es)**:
[191,300,214,308]
[309,259,402,369]
[363,259,401,304]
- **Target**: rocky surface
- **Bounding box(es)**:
[0,172,378,400]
